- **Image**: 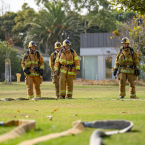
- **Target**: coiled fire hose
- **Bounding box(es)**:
[18,120,133,145]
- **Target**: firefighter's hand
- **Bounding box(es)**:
[51,70,54,74]
[55,71,59,76]
[39,69,43,76]
[134,69,140,76]
[34,67,39,71]
[24,69,30,74]
[113,69,118,76]
[76,70,80,75]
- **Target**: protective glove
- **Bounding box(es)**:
[55,70,59,76]
[76,70,80,75]
[24,69,30,75]
[113,69,118,76]
[34,67,39,71]
[39,69,43,76]
[134,69,140,76]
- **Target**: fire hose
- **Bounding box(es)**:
[18,120,133,145]
[0,120,133,145]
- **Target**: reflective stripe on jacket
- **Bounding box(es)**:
[54,48,80,75]
[114,47,139,74]
[21,51,44,76]
[49,51,58,70]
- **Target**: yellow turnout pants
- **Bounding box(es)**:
[25,76,42,99]
[118,73,137,97]
[59,72,74,98]
[52,76,59,98]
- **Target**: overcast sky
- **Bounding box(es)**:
[0,0,40,13]
[0,0,88,15]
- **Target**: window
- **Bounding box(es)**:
[106,57,112,79]
[81,56,98,80]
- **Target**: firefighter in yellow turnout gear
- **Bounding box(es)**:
[49,42,62,98]
[21,41,44,99]
[113,37,140,99]
[54,39,80,99]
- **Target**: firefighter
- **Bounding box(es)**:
[54,39,80,99]
[113,37,140,99]
[49,42,62,98]
[21,41,44,99]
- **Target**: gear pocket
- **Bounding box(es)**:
[52,77,55,84]
[73,75,76,80]
[118,73,120,80]
[40,76,43,84]
[25,76,28,85]
[134,74,137,81]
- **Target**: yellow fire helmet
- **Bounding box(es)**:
[121,37,130,44]
[63,39,71,46]
[54,42,62,49]
[28,41,37,48]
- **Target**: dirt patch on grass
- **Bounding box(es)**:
[0,83,18,85]
[74,79,145,86]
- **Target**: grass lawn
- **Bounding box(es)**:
[0,82,145,145]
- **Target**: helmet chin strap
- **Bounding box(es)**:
[30,48,36,54]
[123,43,129,49]
[55,50,59,53]
[64,47,70,51]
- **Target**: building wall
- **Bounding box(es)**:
[112,55,117,79]
[98,56,105,80]
[43,56,50,62]
[80,47,118,56]
[81,56,98,80]
[80,33,121,48]
[80,48,118,80]
[80,33,121,80]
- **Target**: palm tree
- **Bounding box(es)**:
[24,1,84,54]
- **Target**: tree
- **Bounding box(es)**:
[112,10,136,22]
[111,0,145,14]
[0,41,21,82]
[111,15,145,78]
[113,15,145,53]
[24,1,84,54]
[69,0,110,12]
[0,12,17,41]
[0,11,22,83]
[12,3,37,48]
[34,0,110,13]
[34,0,49,5]
[85,8,117,33]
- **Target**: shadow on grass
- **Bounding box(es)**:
[35,128,43,132]
[131,129,140,133]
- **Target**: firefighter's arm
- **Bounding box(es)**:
[39,54,44,70]
[49,53,54,70]
[54,55,60,72]
[21,54,26,71]
[74,51,80,71]
[114,52,120,70]
[134,51,140,69]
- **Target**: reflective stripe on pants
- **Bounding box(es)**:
[52,75,59,97]
[26,76,41,98]
[118,73,137,97]
[59,72,74,97]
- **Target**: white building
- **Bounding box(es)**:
[80,33,121,80]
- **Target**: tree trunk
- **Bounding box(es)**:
[5,59,10,84]
[9,59,12,83]
[38,43,41,52]
[24,45,26,50]
[45,42,48,54]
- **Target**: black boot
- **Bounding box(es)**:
[59,96,65,99]
[120,96,124,99]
